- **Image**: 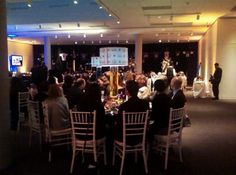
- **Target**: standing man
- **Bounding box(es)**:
[210,63,222,100]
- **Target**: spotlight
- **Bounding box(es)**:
[73,0,78,4]
[68,34,71,38]
[109,13,112,17]
[75,41,78,44]
[27,3,32,7]
[100,33,103,38]
[117,20,120,24]
[83,34,86,38]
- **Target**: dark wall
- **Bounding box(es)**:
[33,42,198,85]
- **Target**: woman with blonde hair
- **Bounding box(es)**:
[45,84,70,130]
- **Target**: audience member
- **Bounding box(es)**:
[169,76,186,108]
[77,82,106,140]
[115,80,149,145]
[45,84,70,130]
[150,79,171,135]
[9,74,27,130]
[67,78,86,109]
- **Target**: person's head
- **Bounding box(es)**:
[48,84,63,99]
[64,74,74,86]
[85,82,101,102]
[214,63,219,68]
[125,80,139,97]
[170,76,182,90]
[154,79,167,93]
[74,78,86,89]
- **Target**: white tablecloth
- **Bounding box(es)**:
[193,81,207,98]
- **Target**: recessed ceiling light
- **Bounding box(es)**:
[68,34,71,38]
[159,39,162,43]
[100,33,103,38]
[75,41,78,44]
[83,34,86,38]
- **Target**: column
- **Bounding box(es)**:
[44,37,51,70]
[0,0,13,170]
[135,34,143,74]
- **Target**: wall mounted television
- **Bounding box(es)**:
[10,55,23,66]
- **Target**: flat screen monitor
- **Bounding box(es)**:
[11,55,23,66]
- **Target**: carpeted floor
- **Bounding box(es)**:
[1,91,236,175]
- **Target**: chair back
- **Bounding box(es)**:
[18,92,29,110]
[168,107,185,135]
[42,102,50,140]
[70,111,96,145]
[28,100,41,130]
[122,110,149,145]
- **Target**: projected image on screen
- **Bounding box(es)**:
[11,55,23,66]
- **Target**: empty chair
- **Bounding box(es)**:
[153,107,185,170]
[42,102,72,162]
[18,92,29,131]
[28,100,43,151]
[70,110,107,174]
[112,110,149,175]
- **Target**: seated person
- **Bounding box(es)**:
[137,86,151,100]
[169,76,186,109]
[115,80,149,146]
[45,84,70,130]
[66,78,86,109]
[77,82,106,140]
[150,79,171,135]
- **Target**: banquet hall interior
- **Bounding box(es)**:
[1,0,236,174]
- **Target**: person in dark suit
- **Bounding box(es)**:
[115,80,149,145]
[210,63,222,100]
[150,79,171,135]
[77,82,106,140]
[169,76,186,109]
